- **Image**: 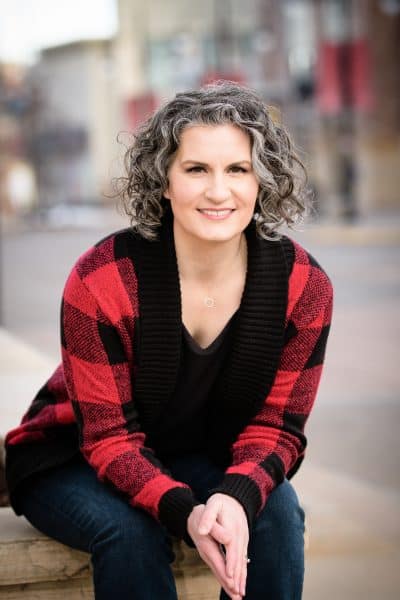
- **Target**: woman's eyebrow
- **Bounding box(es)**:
[181,159,252,166]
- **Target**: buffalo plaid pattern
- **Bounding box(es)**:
[6,234,333,540]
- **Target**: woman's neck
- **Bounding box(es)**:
[173,221,247,285]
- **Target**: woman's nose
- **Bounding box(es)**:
[205,174,231,202]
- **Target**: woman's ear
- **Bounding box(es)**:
[163,177,171,200]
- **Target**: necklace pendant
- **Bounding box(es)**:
[204,296,215,308]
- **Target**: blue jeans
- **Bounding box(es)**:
[13,452,305,599]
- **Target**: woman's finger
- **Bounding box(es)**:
[224,537,246,596]
[210,521,231,546]
[231,536,246,595]
[224,536,237,581]
[238,536,249,595]
[239,555,248,598]
[234,543,242,595]
[198,501,220,535]
[236,542,249,598]
[198,539,238,598]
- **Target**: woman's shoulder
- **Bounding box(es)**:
[62,227,145,312]
[281,234,333,320]
[281,234,331,283]
[70,227,142,282]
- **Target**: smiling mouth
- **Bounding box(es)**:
[197,209,235,218]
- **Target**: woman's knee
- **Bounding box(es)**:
[90,505,177,600]
[241,481,305,599]
[253,479,305,539]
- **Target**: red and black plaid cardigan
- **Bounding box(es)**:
[6,208,333,541]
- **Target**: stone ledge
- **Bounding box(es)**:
[0,578,94,600]
[0,507,219,599]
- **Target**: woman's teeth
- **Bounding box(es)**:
[199,209,233,218]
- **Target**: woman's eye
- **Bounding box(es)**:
[231,165,247,173]
[186,166,205,173]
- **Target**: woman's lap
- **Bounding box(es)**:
[13,452,305,599]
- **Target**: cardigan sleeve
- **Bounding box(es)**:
[208,242,333,529]
[61,256,200,542]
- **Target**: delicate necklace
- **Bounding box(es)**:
[203,235,246,308]
[203,295,216,308]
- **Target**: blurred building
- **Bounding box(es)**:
[114,0,300,128]
[360,0,400,213]
[30,39,119,208]
[0,63,37,215]
[2,0,398,219]
[115,0,243,131]
[311,0,400,218]
[114,0,400,219]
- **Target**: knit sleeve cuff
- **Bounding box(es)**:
[158,486,201,543]
[206,473,263,531]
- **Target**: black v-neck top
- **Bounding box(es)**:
[149,310,239,458]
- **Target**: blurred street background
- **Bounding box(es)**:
[0,1,399,598]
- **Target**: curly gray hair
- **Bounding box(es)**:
[117,81,310,240]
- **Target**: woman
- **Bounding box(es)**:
[5,81,333,599]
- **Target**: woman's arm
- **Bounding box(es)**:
[186,241,333,597]
[61,249,199,541]
[207,241,334,529]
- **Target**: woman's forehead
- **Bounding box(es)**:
[177,123,252,155]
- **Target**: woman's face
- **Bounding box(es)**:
[164,124,259,244]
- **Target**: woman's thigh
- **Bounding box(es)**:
[14,455,174,561]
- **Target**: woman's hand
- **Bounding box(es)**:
[188,504,241,599]
[199,494,249,598]
[187,494,249,599]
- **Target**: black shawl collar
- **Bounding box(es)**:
[133,207,291,442]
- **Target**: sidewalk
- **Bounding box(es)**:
[1,328,399,599]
